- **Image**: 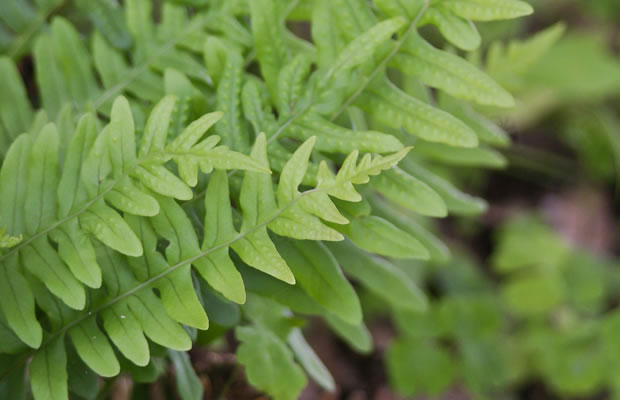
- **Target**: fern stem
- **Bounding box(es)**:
[267,105,310,145]
[328,0,430,121]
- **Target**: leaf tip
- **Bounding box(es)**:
[211,110,225,121]
[518,1,535,16]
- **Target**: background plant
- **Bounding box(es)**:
[384,1,620,398]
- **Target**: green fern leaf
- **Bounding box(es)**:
[202,36,232,85]
[394,33,515,107]
[330,0,376,39]
[168,350,203,400]
[236,326,307,400]
[215,51,248,150]
[315,146,412,202]
[34,19,98,117]
[334,215,430,259]
[401,158,488,215]
[139,95,177,156]
[101,302,150,367]
[210,13,253,48]
[250,0,291,97]
[328,240,428,312]
[311,0,346,67]
[242,78,279,135]
[194,170,246,304]
[0,93,269,349]
[277,54,312,118]
[30,336,68,400]
[1,135,30,236]
[164,68,195,139]
[438,92,511,147]
[0,58,33,138]
[372,167,448,217]
[69,317,120,378]
[25,124,59,234]
[232,134,296,284]
[148,197,209,329]
[22,237,86,310]
[369,196,451,263]
[486,22,566,84]
[0,0,533,396]
[75,0,132,49]
[240,266,323,316]
[80,200,143,257]
[413,140,508,168]
[374,0,426,20]
[0,254,41,348]
[269,136,344,241]
[276,238,362,325]
[357,77,479,147]
[287,328,336,392]
[326,16,406,80]
[442,0,534,21]
[423,7,481,51]
[92,32,163,104]
[325,314,373,354]
[127,290,192,351]
[284,113,404,154]
[57,114,97,218]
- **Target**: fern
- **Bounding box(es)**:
[0,0,533,399]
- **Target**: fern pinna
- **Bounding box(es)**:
[0,0,532,399]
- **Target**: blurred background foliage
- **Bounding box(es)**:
[380,0,620,399]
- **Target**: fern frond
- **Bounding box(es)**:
[0,0,255,129]
[1,130,410,400]
[0,95,265,349]
[0,0,537,398]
